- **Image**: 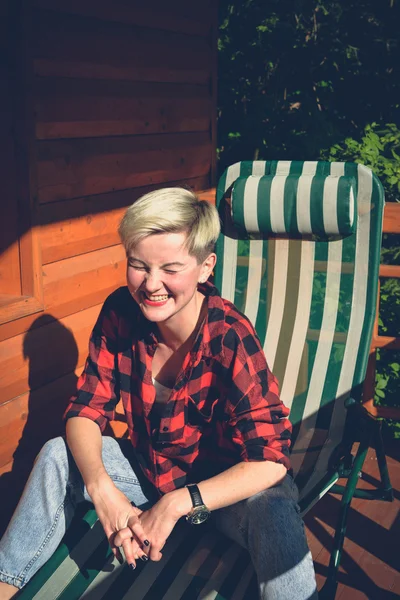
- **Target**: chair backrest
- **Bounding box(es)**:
[214,160,384,507]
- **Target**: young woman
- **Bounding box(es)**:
[0,188,317,599]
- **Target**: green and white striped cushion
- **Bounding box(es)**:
[231,174,356,237]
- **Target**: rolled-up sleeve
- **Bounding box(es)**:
[64,298,120,431]
[223,324,292,470]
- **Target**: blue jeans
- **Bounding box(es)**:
[0,437,317,599]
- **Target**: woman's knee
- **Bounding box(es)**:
[242,479,307,554]
[35,437,69,471]
[246,477,299,520]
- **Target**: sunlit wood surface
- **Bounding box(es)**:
[305,441,400,599]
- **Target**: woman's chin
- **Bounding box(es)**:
[139,301,173,322]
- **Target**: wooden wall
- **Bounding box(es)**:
[0,0,217,533]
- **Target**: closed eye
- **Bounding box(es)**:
[128,263,147,271]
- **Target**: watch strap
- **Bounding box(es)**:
[186,483,203,508]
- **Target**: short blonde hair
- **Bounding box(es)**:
[118,187,220,263]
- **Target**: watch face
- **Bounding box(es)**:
[188,510,210,525]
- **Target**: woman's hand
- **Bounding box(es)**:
[136,500,179,561]
[123,488,191,562]
[88,473,149,568]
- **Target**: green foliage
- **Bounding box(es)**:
[218,0,400,173]
[323,123,400,202]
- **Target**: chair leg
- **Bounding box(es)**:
[319,434,370,599]
[331,419,394,502]
[374,421,393,501]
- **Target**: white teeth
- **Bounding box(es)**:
[145,294,169,302]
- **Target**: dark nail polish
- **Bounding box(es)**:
[129,563,136,570]
[143,539,150,547]
[141,555,149,562]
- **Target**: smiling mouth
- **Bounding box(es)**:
[142,292,170,304]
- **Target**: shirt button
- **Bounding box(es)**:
[162,426,169,432]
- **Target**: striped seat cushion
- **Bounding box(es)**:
[231,174,356,237]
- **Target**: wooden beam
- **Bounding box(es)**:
[383,202,400,234]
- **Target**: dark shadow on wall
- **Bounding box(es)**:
[0,315,79,538]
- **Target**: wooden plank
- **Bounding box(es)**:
[39,176,212,226]
[383,202,400,234]
[34,59,210,86]
[36,132,211,203]
[373,335,400,350]
[32,0,212,36]
[379,264,400,278]
[43,245,126,313]
[32,8,211,64]
[0,295,43,327]
[35,79,211,140]
[40,178,212,264]
[32,9,212,84]
[41,208,124,265]
[0,284,119,343]
[0,243,21,298]
[19,225,44,304]
[0,305,101,405]
[197,188,216,204]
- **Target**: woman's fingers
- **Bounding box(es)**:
[110,512,152,568]
[106,530,124,565]
[114,526,150,568]
[112,546,124,565]
[115,527,140,567]
[126,514,150,550]
[98,503,150,570]
[108,528,136,567]
[148,541,164,562]
[149,549,163,562]
[113,526,134,548]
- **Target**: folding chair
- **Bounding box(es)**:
[214,159,393,597]
[20,160,392,600]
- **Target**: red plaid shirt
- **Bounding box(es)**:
[65,282,292,495]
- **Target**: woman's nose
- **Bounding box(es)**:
[143,271,162,292]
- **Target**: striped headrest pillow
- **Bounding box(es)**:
[231,174,357,237]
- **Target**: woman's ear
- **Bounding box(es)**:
[199,253,217,283]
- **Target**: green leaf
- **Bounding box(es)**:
[376,377,388,390]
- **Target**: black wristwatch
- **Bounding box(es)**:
[185,484,211,525]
